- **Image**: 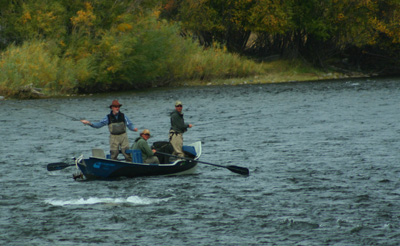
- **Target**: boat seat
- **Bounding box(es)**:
[125,149,143,163]
[183,145,196,156]
[92,148,106,158]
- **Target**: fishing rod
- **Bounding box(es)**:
[39,107,81,121]
[8,100,82,121]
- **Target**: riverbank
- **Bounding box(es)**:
[172,71,369,87]
[170,59,370,87]
[0,59,370,99]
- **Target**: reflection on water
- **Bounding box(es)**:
[1,77,400,245]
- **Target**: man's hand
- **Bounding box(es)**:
[81,120,91,125]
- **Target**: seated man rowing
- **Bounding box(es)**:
[132,129,160,164]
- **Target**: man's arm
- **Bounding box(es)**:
[81,116,108,128]
[125,116,138,131]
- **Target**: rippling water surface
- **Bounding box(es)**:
[1,77,400,245]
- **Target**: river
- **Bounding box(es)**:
[1,77,400,245]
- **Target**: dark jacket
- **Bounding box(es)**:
[170,110,189,133]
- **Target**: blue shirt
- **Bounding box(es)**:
[90,113,136,131]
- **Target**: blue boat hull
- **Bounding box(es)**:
[77,157,197,180]
[75,141,202,180]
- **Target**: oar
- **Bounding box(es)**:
[47,162,75,171]
[157,152,249,176]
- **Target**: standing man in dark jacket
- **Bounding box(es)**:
[80,99,138,162]
[169,100,192,157]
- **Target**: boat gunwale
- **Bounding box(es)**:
[85,156,193,167]
[84,141,202,167]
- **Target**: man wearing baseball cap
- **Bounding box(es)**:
[80,99,138,162]
[169,100,193,157]
[132,129,159,164]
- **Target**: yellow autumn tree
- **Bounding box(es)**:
[70,2,96,36]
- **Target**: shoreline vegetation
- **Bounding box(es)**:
[0,57,370,100]
[172,60,370,87]
[1,1,394,99]
[0,58,370,100]
[0,33,370,99]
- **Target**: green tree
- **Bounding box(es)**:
[0,0,67,44]
[162,0,257,52]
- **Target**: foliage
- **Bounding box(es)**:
[161,0,400,71]
[162,0,291,52]
[0,40,94,97]
[0,1,262,96]
[175,42,264,81]
[2,0,400,97]
[0,0,67,45]
[86,14,261,91]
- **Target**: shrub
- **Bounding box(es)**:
[0,40,94,97]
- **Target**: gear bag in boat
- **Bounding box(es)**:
[152,141,173,163]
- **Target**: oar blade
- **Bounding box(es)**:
[47,162,73,171]
[227,165,249,176]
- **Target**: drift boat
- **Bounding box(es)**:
[47,140,249,178]
[72,141,202,180]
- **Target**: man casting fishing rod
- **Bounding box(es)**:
[80,100,138,162]
[169,100,193,158]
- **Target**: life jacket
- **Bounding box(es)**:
[107,112,126,135]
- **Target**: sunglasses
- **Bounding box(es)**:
[176,105,182,107]
[144,133,150,136]
[112,106,120,108]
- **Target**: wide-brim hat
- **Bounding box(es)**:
[110,99,122,108]
[140,129,151,137]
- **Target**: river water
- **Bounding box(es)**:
[1,77,400,245]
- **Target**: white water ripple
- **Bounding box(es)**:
[45,195,169,206]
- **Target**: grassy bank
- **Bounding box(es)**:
[171,59,368,87]
[0,55,366,99]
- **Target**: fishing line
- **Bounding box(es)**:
[194,110,270,127]
[31,104,82,121]
[7,99,82,121]
[40,107,81,121]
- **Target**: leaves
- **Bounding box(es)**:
[2,0,400,96]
